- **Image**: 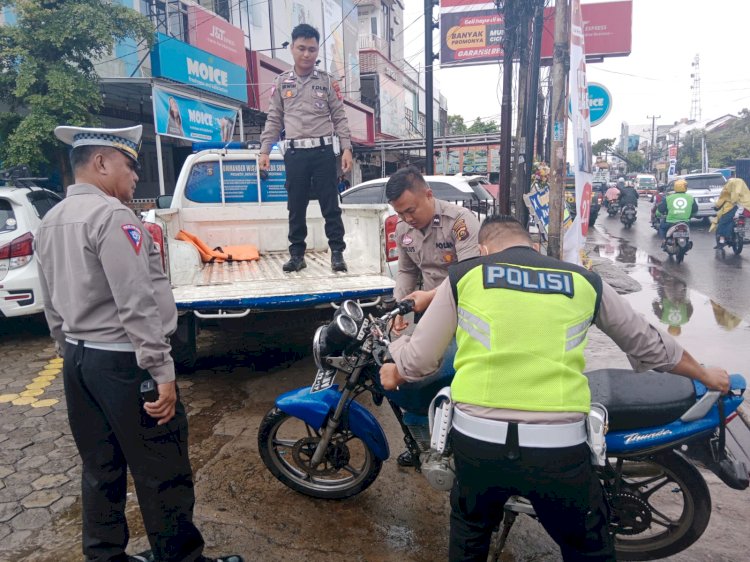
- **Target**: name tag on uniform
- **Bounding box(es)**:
[483,264,574,298]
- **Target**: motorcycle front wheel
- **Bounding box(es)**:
[257,407,383,499]
[608,451,711,561]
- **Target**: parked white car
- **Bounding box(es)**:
[0,183,62,318]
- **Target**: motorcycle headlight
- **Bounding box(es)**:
[312,314,359,369]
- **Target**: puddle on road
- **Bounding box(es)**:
[590,236,750,375]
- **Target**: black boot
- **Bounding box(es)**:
[283,255,306,272]
[331,251,348,272]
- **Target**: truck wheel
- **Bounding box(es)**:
[171,314,198,373]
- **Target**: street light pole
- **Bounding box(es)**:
[647,114,660,173]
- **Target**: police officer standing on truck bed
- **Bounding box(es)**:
[259,23,353,274]
[385,166,480,467]
[36,125,243,562]
[380,215,729,561]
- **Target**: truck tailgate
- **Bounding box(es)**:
[172,251,394,310]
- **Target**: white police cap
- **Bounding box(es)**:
[54,125,142,162]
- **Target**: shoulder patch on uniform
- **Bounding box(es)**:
[332,80,343,100]
[401,234,413,246]
[452,217,469,241]
[122,224,142,255]
[483,264,574,298]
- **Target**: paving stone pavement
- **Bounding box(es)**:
[0,316,82,561]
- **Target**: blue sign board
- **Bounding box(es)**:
[150,33,248,103]
[184,160,287,204]
[153,87,237,142]
[587,82,612,127]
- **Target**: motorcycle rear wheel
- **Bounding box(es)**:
[676,249,685,263]
[609,452,711,561]
[733,238,743,255]
[258,407,383,499]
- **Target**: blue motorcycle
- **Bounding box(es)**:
[258,300,748,561]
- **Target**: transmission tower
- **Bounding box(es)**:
[690,54,702,122]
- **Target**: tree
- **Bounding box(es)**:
[591,137,615,157]
[447,114,467,135]
[0,1,153,173]
[624,151,646,173]
[467,117,500,134]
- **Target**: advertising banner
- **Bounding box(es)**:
[183,160,287,204]
[564,0,594,265]
[587,83,612,127]
[379,74,405,138]
[153,87,237,142]
[541,1,632,62]
[270,0,323,68]
[188,5,247,69]
[150,33,248,103]
[439,2,503,67]
[342,0,360,100]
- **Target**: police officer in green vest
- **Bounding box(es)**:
[380,215,729,561]
[657,179,698,238]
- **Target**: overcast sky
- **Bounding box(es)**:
[404,0,750,144]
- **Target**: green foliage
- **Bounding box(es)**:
[624,151,645,173]
[677,110,750,172]
[591,137,615,156]
[448,115,467,134]
[0,0,153,172]
[468,117,500,134]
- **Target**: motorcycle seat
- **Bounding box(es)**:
[584,369,696,431]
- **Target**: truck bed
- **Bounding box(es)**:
[171,251,395,311]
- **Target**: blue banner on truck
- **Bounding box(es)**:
[184,159,287,203]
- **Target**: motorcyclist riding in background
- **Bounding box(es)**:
[619,183,639,207]
[657,179,698,239]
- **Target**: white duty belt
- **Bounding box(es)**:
[285,136,334,149]
[65,337,135,353]
[452,407,587,448]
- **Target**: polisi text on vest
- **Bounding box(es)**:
[187,58,228,87]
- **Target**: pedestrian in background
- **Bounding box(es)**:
[259,23,353,273]
[36,124,242,562]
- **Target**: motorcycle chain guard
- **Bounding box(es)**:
[275,385,390,461]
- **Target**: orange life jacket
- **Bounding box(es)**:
[176,230,260,263]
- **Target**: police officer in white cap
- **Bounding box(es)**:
[36,125,243,562]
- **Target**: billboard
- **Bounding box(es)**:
[152,87,237,142]
[150,33,248,103]
[541,1,632,62]
[188,4,247,69]
[439,1,503,67]
[342,0,360,101]
[323,0,345,81]
[439,1,632,67]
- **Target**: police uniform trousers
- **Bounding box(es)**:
[63,342,204,562]
[284,144,346,256]
[449,429,614,562]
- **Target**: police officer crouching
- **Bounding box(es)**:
[380,215,730,561]
[36,125,243,562]
[259,23,353,273]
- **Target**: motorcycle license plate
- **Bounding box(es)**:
[673,231,688,238]
[311,368,336,393]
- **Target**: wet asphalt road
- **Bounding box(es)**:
[2,212,749,561]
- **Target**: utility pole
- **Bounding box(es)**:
[548,0,571,260]
[647,114,660,173]
[424,0,438,174]
[499,0,517,215]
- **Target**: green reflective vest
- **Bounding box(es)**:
[448,246,602,414]
[666,193,695,223]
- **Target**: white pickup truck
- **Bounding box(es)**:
[143,145,396,368]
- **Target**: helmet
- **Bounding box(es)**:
[674,179,687,193]
[667,325,682,336]
[618,177,625,182]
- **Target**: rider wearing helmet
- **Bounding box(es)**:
[657,179,698,238]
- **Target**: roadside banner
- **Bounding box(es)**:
[439,1,503,67]
[564,0,594,264]
[153,87,238,143]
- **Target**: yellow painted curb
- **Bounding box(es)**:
[40,368,61,376]
[31,399,59,408]
[33,375,56,383]
[0,393,20,403]
[49,358,64,365]
[21,389,45,397]
[26,381,51,390]
[12,396,37,406]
